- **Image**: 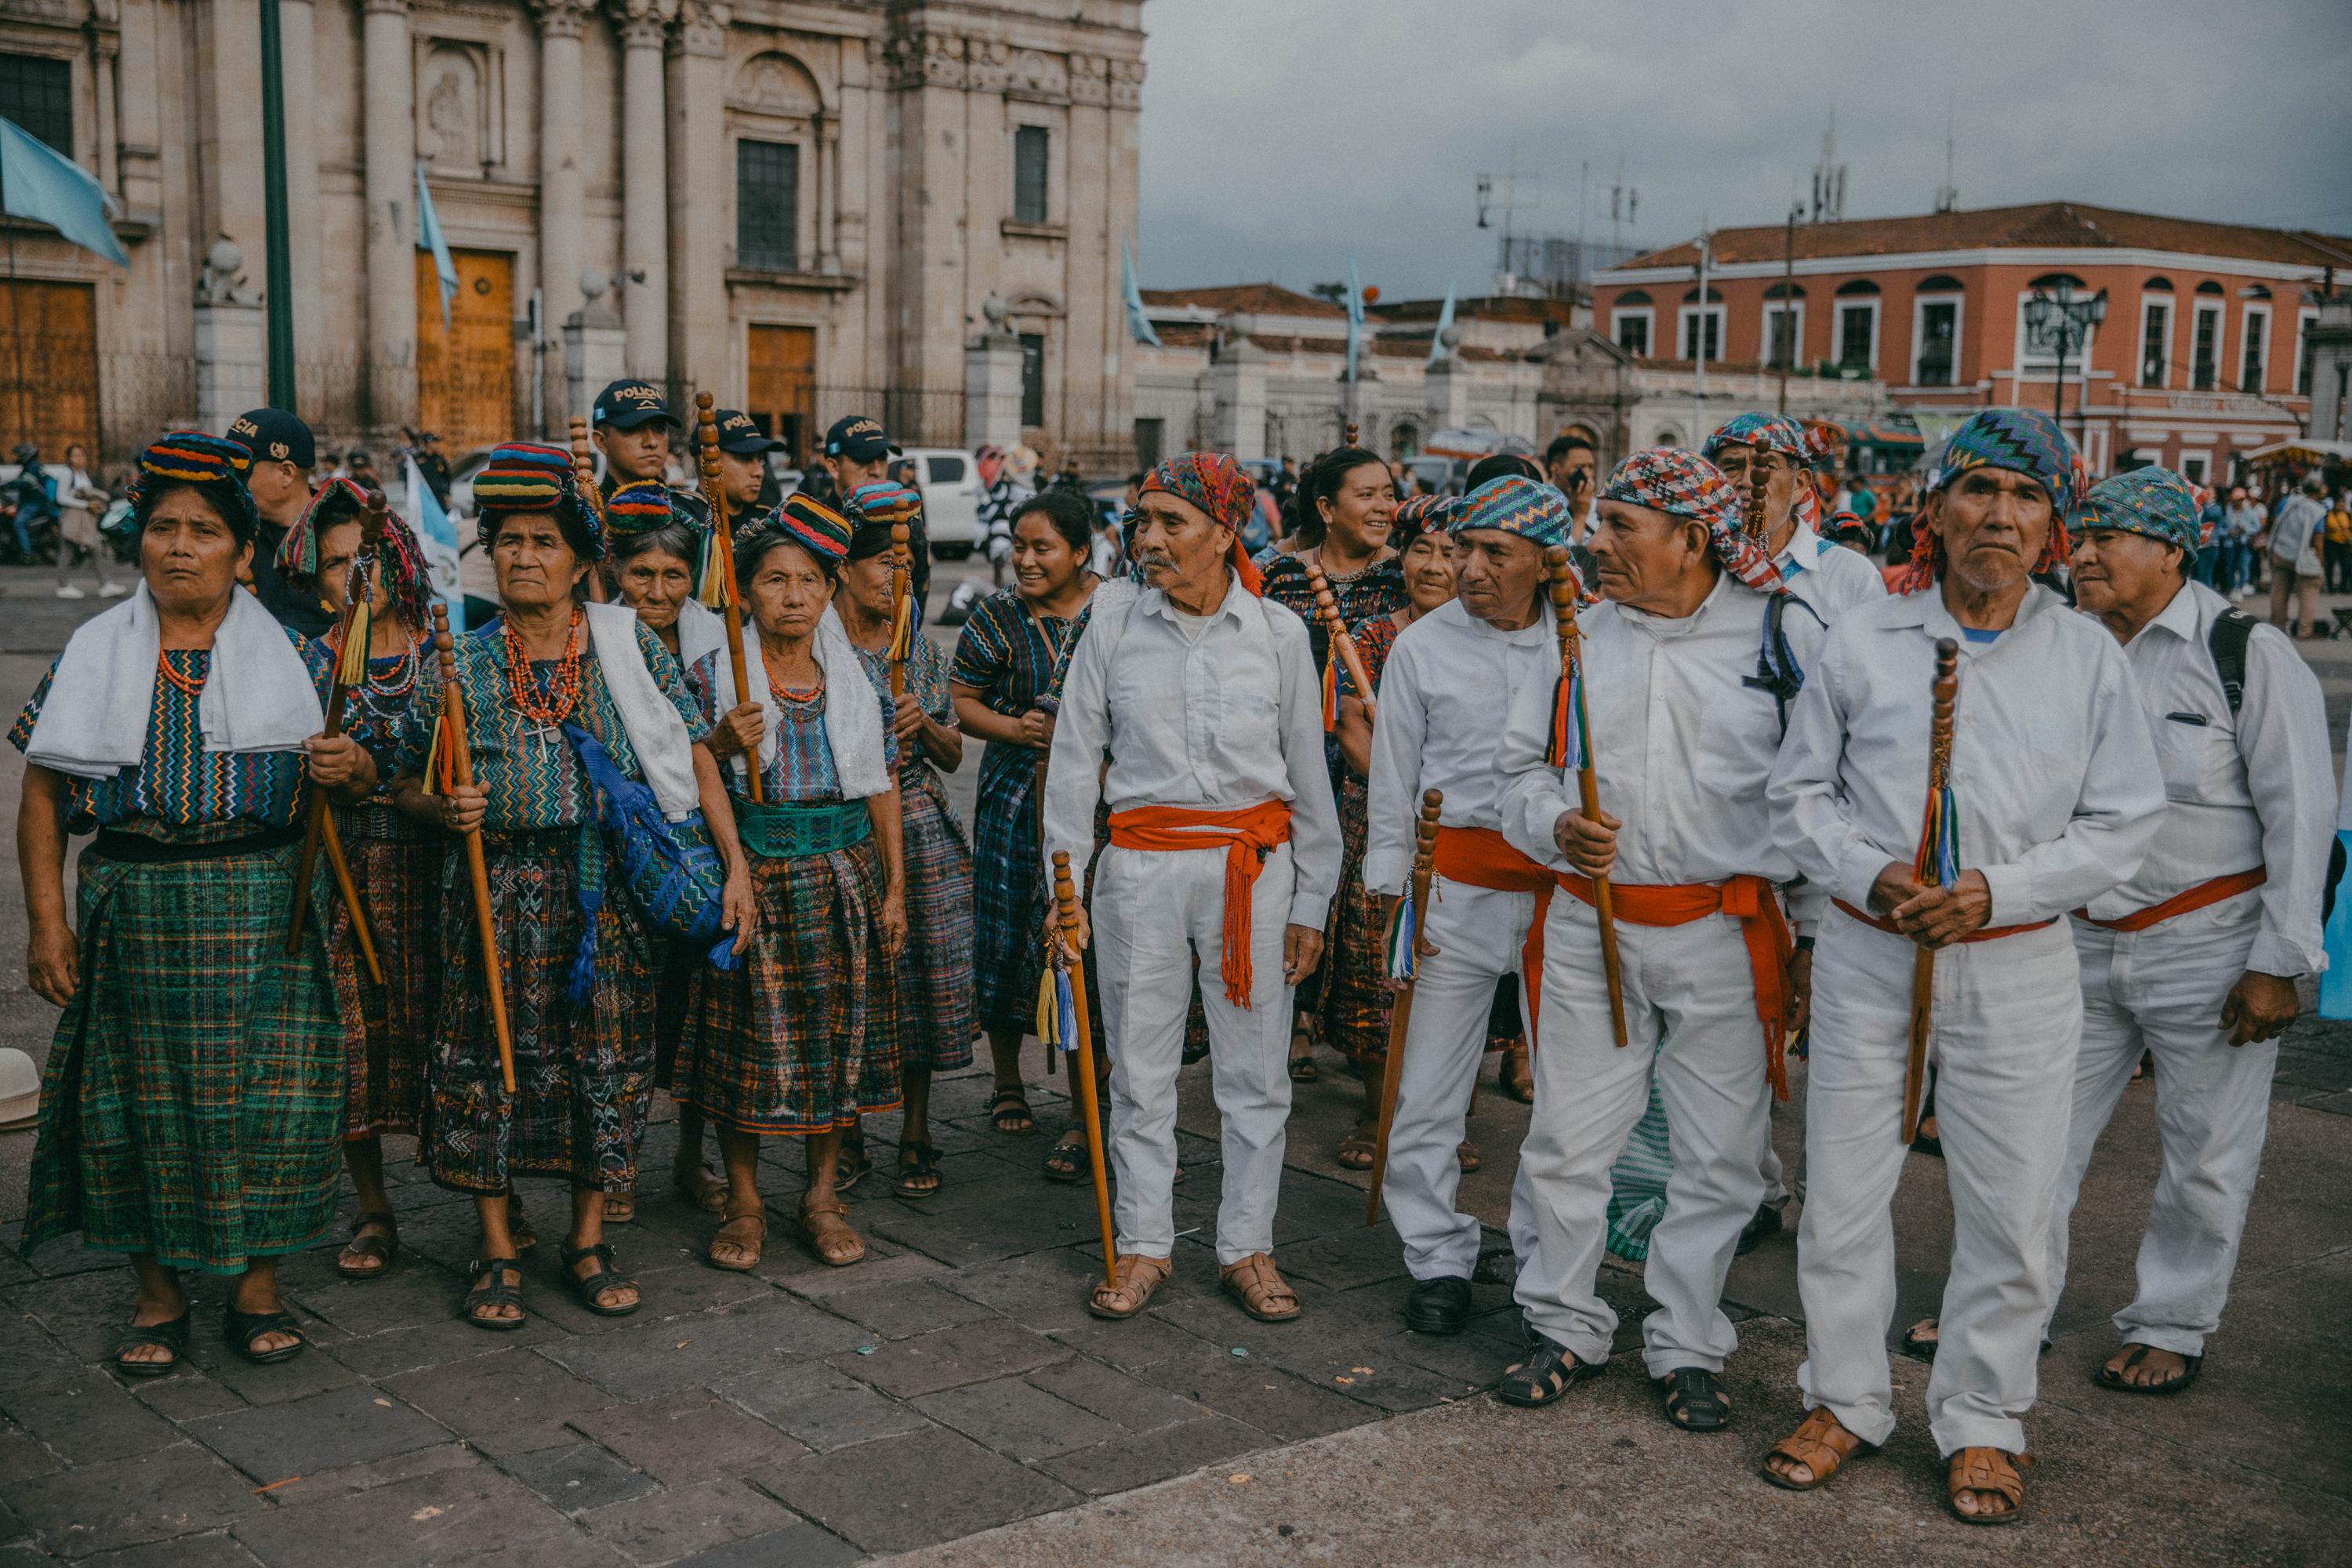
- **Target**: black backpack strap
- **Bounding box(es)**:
[2208,607,2256,718]
[1744,591,1821,738]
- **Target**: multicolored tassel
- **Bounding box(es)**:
[696,528,731,610]
[887,586,914,666]
[1034,954,1079,1052]
[1914,782,1960,889]
[1385,892,1419,982]
[1320,653,1338,733]
[1542,666,1586,770]
[333,595,372,687]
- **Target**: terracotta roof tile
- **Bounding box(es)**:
[1138,282,1346,318]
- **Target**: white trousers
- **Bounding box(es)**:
[1385,880,1540,1281]
[1515,896,1771,1377]
[2049,898,2276,1358]
[1093,840,1295,1266]
[1797,906,2080,1456]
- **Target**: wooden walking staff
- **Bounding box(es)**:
[1300,558,1376,720]
[1902,638,1962,1145]
[1051,851,1119,1291]
[1744,448,1772,542]
[568,416,609,602]
[692,393,764,804]
[887,521,913,699]
[285,489,387,984]
[432,604,517,1094]
[1544,546,1628,1048]
[1365,789,1443,1226]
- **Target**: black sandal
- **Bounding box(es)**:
[834,1142,874,1194]
[895,1141,942,1199]
[1497,1337,1602,1408]
[336,1210,401,1279]
[1287,1029,1318,1083]
[2093,1344,2203,1396]
[989,1088,1037,1136]
[1042,1128,1087,1184]
[111,1308,191,1379]
[1655,1367,1732,1431]
[222,1305,308,1366]
[561,1242,641,1317]
[463,1258,528,1331]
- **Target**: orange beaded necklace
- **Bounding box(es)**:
[501,608,585,728]
[155,648,206,698]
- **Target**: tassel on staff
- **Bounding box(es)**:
[1049,851,1119,1292]
[694,394,764,804]
[1902,638,1961,1145]
[1545,546,1627,1049]
[1367,789,1443,1225]
[432,604,517,1095]
[286,488,387,984]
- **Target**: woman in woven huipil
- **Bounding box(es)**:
[13,432,373,1374]
[391,444,752,1330]
[678,496,906,1269]
[273,479,445,1279]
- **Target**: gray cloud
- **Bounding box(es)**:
[1137,0,2352,301]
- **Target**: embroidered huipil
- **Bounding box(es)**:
[688,646,896,804]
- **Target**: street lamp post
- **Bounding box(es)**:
[2023,282,2106,459]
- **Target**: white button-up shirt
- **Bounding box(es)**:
[1363,598,1559,897]
[1501,574,1824,892]
[1768,583,2164,927]
[1044,574,1342,928]
[1777,521,1888,622]
[2084,579,2332,976]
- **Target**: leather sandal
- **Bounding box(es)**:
[833,1141,874,1194]
[1497,1336,1599,1407]
[800,1200,866,1267]
[706,1207,768,1272]
[111,1308,190,1378]
[1947,1446,2031,1525]
[463,1258,527,1331]
[601,1190,636,1225]
[1334,1118,1378,1171]
[1041,1127,1087,1184]
[1501,1040,1534,1103]
[895,1141,942,1200]
[506,1194,539,1254]
[1655,1367,1732,1432]
[2094,1343,2202,1396]
[673,1164,728,1215]
[561,1242,641,1316]
[1087,1253,1172,1320]
[223,1304,308,1365]
[336,1210,400,1279]
[1761,1406,1875,1490]
[1457,1141,1483,1174]
[988,1087,1037,1136]
[1219,1252,1301,1323]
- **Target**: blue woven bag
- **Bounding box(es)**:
[562,724,740,1002]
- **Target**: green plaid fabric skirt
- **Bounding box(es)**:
[326,804,442,1138]
[22,833,343,1274]
[419,829,657,1193]
[897,774,975,1072]
[679,833,900,1135]
[1606,1070,1672,1261]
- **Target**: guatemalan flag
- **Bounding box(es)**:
[406,453,463,636]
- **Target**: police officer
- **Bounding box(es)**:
[710,409,785,521]
[591,379,711,531]
[224,406,335,636]
[818,413,927,616]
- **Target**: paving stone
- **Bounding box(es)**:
[263,1443,481,1509]
[865,1206,1103,1268]
[1271,1343,1477,1413]
[829,1317,1071,1399]
[383,1347,612,1457]
[768,1246,947,1300]
[538,1293,869,1402]
[715,1362,933,1453]
[282,1261,470,1340]
[1271,1222,1413,1290]
[579,1478,797,1566]
[324,1311,567,1379]
[10,1440,263,1559]
[928,1249,1109,1332]
[1374,1326,1514,1388]
[187,1383,450,1482]
[668,1522,864,1568]
[3,1270,169,1363]
[819,1279,1001,1340]
[1033,1413,1273,1497]
[232,1463,622,1568]
[909,1372,1127,1460]
[1042,1312,1212,1372]
[0,1368,183,1464]
[0,1428,59,1489]
[505,1443,662,1515]
[182,1324,359,1406]
[73,1531,265,1567]
[750,1423,1081,1555]
[127,1367,249,1425]
[567,1389,808,1484]
[0,1319,68,1395]
[1022,1353,1211,1433]
[20,1236,124,1279]
[1131,1341,1385,1442]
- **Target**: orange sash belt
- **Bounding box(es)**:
[1432,826,1555,1037]
[1560,871,1796,1102]
[1107,800,1292,1010]
[2073,866,2266,934]
[1831,898,2056,943]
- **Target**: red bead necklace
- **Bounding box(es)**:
[502,608,585,727]
[155,648,205,698]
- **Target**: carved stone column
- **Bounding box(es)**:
[664,0,729,407]
[362,0,417,430]
[278,0,325,406]
[534,0,595,428]
[610,0,671,379]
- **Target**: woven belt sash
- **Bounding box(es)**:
[1831,898,2055,943]
[2074,866,2266,933]
[331,800,411,841]
[1106,800,1291,1009]
[1432,826,1555,1035]
[1559,871,1797,1101]
[88,824,302,865]
[735,799,873,861]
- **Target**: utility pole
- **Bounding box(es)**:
[258,0,296,410]
[1778,208,1797,413]
[1693,223,1710,445]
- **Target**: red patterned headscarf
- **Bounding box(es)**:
[1598,448,1786,595]
[1139,451,1263,596]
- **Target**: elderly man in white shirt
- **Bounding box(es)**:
[1706,413,1887,622]
[1762,408,2165,1525]
[1494,448,1822,1431]
[1362,475,1570,1338]
[1045,452,1341,1327]
[2053,466,2330,1392]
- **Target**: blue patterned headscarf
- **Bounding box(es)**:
[1895,408,2084,592]
[2076,466,2208,552]
[1447,474,1570,549]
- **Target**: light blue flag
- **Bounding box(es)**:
[1427,278,1457,365]
[406,453,463,635]
[416,162,458,331]
[1122,242,1161,348]
[2322,832,2352,1019]
[0,119,126,267]
[1345,256,1365,383]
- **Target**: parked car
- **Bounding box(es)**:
[902,447,985,560]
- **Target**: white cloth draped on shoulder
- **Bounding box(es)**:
[582,599,701,822]
[24,581,325,779]
[675,596,730,673]
[699,602,891,801]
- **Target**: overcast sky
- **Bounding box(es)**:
[1134,0,2352,303]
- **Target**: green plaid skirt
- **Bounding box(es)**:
[1607,1071,1672,1261]
[22,833,343,1274]
[678,835,900,1135]
[326,804,443,1138]
[419,829,657,1193]
[897,775,976,1072]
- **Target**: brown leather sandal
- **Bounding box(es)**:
[673,1163,728,1215]
[1947,1446,2031,1525]
[1457,1141,1483,1174]
[706,1207,767,1272]
[601,1189,637,1225]
[1087,1253,1173,1320]
[1219,1251,1302,1323]
[1335,1118,1378,1171]
[799,1200,865,1267]
[1501,1040,1534,1103]
[1760,1406,1876,1490]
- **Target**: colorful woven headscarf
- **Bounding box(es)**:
[1447,474,1571,550]
[1599,448,1786,595]
[1139,451,1263,595]
[604,481,673,536]
[848,480,922,526]
[473,441,602,561]
[129,430,259,540]
[1891,408,2082,592]
[2076,466,2207,552]
[1704,412,1822,533]
[1819,508,1877,550]
[273,477,433,626]
[757,492,854,564]
[1390,491,1457,554]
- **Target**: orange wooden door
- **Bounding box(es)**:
[416,249,517,455]
[0,281,97,457]
[747,324,816,466]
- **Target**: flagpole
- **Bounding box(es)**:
[257,0,296,408]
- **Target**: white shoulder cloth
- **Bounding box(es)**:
[699,602,891,802]
[583,598,700,822]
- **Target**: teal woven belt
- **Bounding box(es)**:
[736,799,871,860]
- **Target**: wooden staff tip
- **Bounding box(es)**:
[1418,788,1443,819]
